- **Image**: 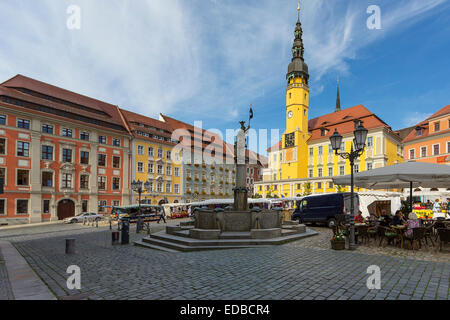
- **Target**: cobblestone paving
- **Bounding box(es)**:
[287,227,450,263]
[6,225,450,300]
[0,247,14,300]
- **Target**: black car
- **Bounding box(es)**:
[291,193,360,228]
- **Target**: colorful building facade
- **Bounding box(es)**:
[0,75,131,225]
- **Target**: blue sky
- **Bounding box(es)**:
[0,0,449,154]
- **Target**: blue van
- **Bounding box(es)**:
[291,193,360,228]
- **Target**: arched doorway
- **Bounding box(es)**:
[57,199,75,220]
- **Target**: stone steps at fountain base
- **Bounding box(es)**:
[134,229,318,252]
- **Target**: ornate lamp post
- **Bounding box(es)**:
[131,180,144,233]
[330,123,368,250]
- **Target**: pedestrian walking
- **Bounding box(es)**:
[157,208,166,224]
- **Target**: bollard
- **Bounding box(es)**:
[111,231,120,245]
[96,219,98,228]
[121,219,129,245]
[65,238,75,254]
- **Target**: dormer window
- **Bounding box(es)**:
[416,127,423,136]
[320,128,329,137]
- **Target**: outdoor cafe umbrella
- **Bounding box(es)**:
[332,161,450,212]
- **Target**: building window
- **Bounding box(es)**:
[17,170,29,186]
[174,167,179,177]
[62,173,72,188]
[166,166,172,176]
[98,176,106,190]
[340,142,345,151]
[147,181,153,192]
[42,124,54,134]
[137,145,144,155]
[309,148,313,156]
[0,199,5,215]
[17,141,30,157]
[98,136,107,144]
[448,141,450,154]
[318,168,323,177]
[43,200,50,214]
[309,169,313,178]
[328,167,333,177]
[98,154,106,167]
[434,122,440,132]
[157,182,163,193]
[157,149,163,158]
[137,162,144,173]
[354,165,359,173]
[409,149,415,160]
[367,137,373,147]
[62,149,72,163]
[17,119,30,129]
[328,182,334,189]
[148,147,154,157]
[42,172,53,187]
[0,115,6,125]
[157,164,164,175]
[113,138,121,146]
[317,182,322,189]
[80,175,89,189]
[416,128,422,136]
[112,177,120,191]
[113,156,120,169]
[318,146,323,155]
[80,151,89,165]
[421,147,427,158]
[0,168,5,184]
[166,150,171,159]
[16,200,28,215]
[339,166,345,176]
[42,145,53,160]
[148,163,154,174]
[367,163,373,171]
[0,138,5,155]
[80,132,89,141]
[98,200,107,213]
[82,200,88,213]
[166,182,171,193]
[112,200,120,207]
[433,144,440,156]
[62,128,72,137]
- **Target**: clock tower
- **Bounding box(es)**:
[281,1,310,181]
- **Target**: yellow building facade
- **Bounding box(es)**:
[255,8,404,199]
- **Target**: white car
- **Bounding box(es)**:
[64,212,103,224]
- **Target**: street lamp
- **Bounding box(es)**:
[330,123,368,251]
[131,180,144,233]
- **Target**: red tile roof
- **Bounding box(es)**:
[0,74,128,132]
[267,141,282,152]
[402,105,450,143]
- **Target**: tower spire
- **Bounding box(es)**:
[286,0,309,84]
[335,77,341,112]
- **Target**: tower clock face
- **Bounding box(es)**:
[288,111,293,119]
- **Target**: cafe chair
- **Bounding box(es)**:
[436,228,450,252]
[405,227,426,251]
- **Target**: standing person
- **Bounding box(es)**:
[157,207,166,224]
[432,199,441,216]
[446,198,450,218]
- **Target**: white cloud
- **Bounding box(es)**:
[403,112,433,127]
[0,0,446,124]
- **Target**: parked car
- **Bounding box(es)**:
[291,193,360,228]
[64,212,103,224]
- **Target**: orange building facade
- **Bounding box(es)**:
[0,75,131,225]
[403,105,450,164]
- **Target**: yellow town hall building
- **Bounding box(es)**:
[254,5,404,198]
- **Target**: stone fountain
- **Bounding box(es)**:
[135,112,317,252]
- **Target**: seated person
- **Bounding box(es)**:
[354,211,365,223]
[379,210,392,227]
[405,212,420,238]
[392,210,406,226]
